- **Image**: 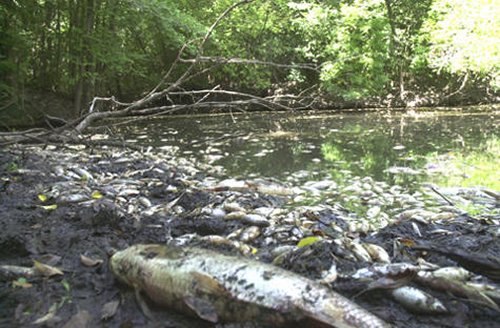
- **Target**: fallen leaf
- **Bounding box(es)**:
[91,191,103,199]
[101,300,119,320]
[80,255,103,267]
[38,194,48,202]
[41,204,58,211]
[297,236,322,248]
[33,260,64,277]
[32,303,59,325]
[12,277,32,288]
[62,310,92,328]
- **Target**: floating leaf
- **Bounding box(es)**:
[91,191,103,199]
[41,204,58,211]
[297,236,322,248]
[12,277,32,288]
[33,260,63,277]
[38,194,48,202]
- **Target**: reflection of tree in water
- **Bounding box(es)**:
[320,115,499,188]
[321,123,423,187]
[118,112,499,189]
[223,140,310,178]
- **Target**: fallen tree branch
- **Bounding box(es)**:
[442,72,469,100]
[73,0,255,134]
[1,0,320,149]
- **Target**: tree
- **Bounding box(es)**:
[420,0,500,91]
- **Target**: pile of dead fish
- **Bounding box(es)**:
[3,144,499,326]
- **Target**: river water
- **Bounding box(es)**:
[116,107,499,191]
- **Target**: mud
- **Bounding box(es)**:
[0,145,498,327]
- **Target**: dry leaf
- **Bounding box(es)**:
[80,255,103,267]
[33,260,64,277]
[101,300,120,320]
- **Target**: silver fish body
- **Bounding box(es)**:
[110,244,390,328]
[391,286,447,314]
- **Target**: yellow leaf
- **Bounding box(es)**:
[297,236,322,248]
[41,204,58,211]
[91,191,103,199]
[33,260,64,277]
[38,194,47,202]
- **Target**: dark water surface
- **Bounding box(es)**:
[117,107,499,189]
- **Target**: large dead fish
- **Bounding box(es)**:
[110,244,390,328]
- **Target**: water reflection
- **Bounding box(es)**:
[115,109,499,190]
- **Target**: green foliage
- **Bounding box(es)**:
[1,0,207,106]
[319,0,391,99]
[417,0,500,90]
[1,0,498,118]
[288,0,408,99]
[200,0,301,90]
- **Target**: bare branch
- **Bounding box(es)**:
[89,96,131,113]
[168,89,292,111]
[443,72,469,100]
[179,56,319,71]
[73,0,254,133]
[1,0,321,149]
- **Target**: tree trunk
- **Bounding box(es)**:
[72,0,95,117]
[383,0,405,102]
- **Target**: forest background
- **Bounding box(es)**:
[1,0,499,126]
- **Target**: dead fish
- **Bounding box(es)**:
[351,263,419,280]
[391,286,447,314]
[224,211,247,220]
[363,244,391,264]
[239,226,261,243]
[243,214,269,227]
[416,272,498,311]
[73,167,93,181]
[58,193,88,204]
[431,266,471,281]
[138,197,152,208]
[223,202,246,213]
[0,265,36,280]
[346,240,372,263]
[110,244,390,328]
[118,189,140,197]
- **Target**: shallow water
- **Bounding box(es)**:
[117,107,500,190]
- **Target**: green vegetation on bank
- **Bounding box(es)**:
[1,0,499,124]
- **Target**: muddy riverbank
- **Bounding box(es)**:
[0,144,498,327]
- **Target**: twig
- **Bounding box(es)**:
[428,185,455,206]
